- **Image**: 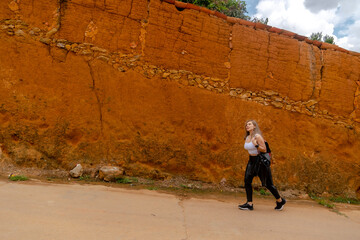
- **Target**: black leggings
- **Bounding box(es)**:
[244,155,281,202]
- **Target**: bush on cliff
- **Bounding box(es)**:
[310,32,336,44]
[179,0,267,22]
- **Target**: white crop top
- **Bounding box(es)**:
[244,141,258,155]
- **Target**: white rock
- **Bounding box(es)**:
[70,164,83,178]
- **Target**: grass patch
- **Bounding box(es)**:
[79,175,91,181]
[9,175,29,181]
[310,194,360,209]
[309,194,335,209]
[330,197,360,205]
[330,209,348,218]
[259,188,270,196]
[318,199,335,209]
[116,177,138,184]
[146,186,159,190]
[253,188,270,196]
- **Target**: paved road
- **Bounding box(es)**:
[0,180,359,240]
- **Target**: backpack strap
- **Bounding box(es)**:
[265,141,271,153]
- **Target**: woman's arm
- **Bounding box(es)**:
[254,134,267,153]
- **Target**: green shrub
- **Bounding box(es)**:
[310,32,336,44]
[79,175,91,181]
[323,35,335,44]
[259,188,270,196]
[179,0,249,19]
[318,199,335,209]
[9,175,29,181]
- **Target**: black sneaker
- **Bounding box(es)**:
[275,198,286,211]
[238,202,254,210]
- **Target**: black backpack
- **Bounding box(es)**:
[265,141,271,156]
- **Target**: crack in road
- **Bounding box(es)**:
[178,197,189,240]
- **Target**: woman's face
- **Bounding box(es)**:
[246,121,255,132]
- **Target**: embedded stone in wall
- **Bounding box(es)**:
[85,21,98,42]
[14,29,25,37]
[262,90,278,96]
[229,90,237,97]
[40,37,51,45]
[271,101,283,108]
[305,100,317,108]
[8,1,19,12]
[239,92,251,99]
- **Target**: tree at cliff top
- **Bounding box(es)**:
[310,32,336,44]
[180,0,268,23]
[323,34,335,44]
[310,32,323,41]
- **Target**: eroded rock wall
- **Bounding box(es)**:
[1,0,360,197]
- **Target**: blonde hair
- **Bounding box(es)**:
[244,120,263,139]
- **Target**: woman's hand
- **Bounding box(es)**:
[253,134,266,153]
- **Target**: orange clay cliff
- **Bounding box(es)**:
[0,0,359,198]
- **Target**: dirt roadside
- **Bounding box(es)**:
[0,178,359,240]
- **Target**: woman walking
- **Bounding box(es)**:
[238,120,286,211]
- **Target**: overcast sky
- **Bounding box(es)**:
[243,0,360,52]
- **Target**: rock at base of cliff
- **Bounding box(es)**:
[70,164,83,178]
[98,166,124,182]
